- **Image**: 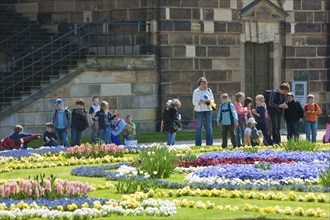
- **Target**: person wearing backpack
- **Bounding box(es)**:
[304,94,322,143]
[160,99,172,133]
[252,95,273,146]
[192,77,214,146]
[163,99,182,145]
[71,99,89,146]
[52,99,71,147]
[244,117,260,146]
[264,82,290,145]
[94,101,118,144]
[216,93,238,148]
[283,92,304,140]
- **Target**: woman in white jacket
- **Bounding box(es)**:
[192,77,214,146]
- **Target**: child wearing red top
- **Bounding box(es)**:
[304,94,322,143]
[234,92,250,146]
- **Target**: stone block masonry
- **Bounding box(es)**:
[4,0,329,134]
[0,56,157,137]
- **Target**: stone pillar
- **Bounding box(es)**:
[273,33,282,88]
[240,34,246,93]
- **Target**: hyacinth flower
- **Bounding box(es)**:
[0,178,92,200]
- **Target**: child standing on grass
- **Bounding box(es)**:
[234,92,250,147]
[52,99,71,147]
[304,94,322,143]
[94,101,118,144]
[243,97,253,121]
[252,95,273,146]
[89,96,100,143]
[43,122,58,147]
[71,99,89,146]
[244,117,260,146]
[217,93,238,148]
[163,99,182,146]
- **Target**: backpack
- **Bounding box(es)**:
[263,90,274,110]
[304,103,318,112]
[251,128,260,139]
[219,102,234,125]
[264,106,269,120]
[162,107,170,122]
[53,109,70,127]
[73,108,88,131]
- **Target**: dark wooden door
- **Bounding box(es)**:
[245,43,270,99]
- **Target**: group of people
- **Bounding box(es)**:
[191,77,326,147]
[0,96,136,150]
[1,76,329,150]
[52,97,136,147]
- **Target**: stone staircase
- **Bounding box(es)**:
[0,5,88,119]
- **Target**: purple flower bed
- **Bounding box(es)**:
[0,197,111,208]
[155,179,329,192]
[192,162,329,180]
[0,146,66,158]
[199,150,330,162]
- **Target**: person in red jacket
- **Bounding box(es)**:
[304,94,322,143]
[0,125,41,150]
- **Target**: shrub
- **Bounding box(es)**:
[318,166,330,187]
[133,145,177,179]
[282,139,318,152]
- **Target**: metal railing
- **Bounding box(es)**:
[0,20,151,103]
[0,7,32,58]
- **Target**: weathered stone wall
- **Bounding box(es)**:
[157,0,243,128]
[0,56,157,137]
[282,0,330,114]
[8,0,330,129]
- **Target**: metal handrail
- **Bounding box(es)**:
[0,20,151,103]
[0,17,32,58]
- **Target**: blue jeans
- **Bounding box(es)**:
[195,111,213,146]
[236,124,244,146]
[269,111,282,144]
[56,128,70,147]
[71,127,82,146]
[99,125,111,144]
[286,121,299,140]
[166,131,176,145]
[305,121,317,143]
[256,122,273,146]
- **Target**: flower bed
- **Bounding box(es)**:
[0,198,177,219]
[198,150,330,162]
[0,146,66,158]
[189,162,328,180]
[177,157,296,167]
[0,178,92,199]
[66,144,124,158]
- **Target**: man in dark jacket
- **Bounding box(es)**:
[267,83,290,144]
[284,92,304,140]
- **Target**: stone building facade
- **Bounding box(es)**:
[2,0,329,134]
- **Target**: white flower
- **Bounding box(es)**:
[153,171,158,175]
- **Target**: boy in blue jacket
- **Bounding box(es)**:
[217,93,238,148]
